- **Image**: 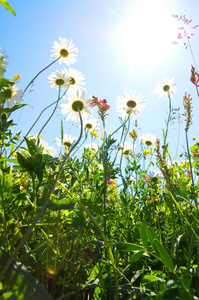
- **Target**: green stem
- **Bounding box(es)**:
[163,92,172,159]
[8,89,67,158]
[37,87,62,137]
[0,111,84,280]
[24,57,60,93]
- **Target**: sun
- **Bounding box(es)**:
[114,0,178,71]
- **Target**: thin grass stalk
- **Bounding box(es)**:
[0,110,84,280]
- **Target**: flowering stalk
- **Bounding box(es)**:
[182,92,199,273]
[90,95,111,237]
[190,65,199,98]
[0,109,84,280]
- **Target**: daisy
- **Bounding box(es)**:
[60,88,93,122]
[139,133,157,147]
[4,83,24,108]
[84,117,99,131]
[48,69,69,89]
[84,142,99,152]
[118,141,135,156]
[154,78,177,99]
[29,135,57,156]
[39,139,57,156]
[56,133,77,148]
[63,68,85,89]
[116,90,146,119]
[51,37,78,65]
[148,170,163,182]
[0,46,9,69]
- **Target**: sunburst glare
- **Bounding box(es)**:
[114,0,178,71]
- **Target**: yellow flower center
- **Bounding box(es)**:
[55,78,65,86]
[126,100,137,108]
[71,100,84,112]
[69,77,76,85]
[63,141,72,147]
[163,84,170,92]
[145,140,152,146]
[5,88,14,99]
[85,123,92,129]
[151,177,158,183]
[60,48,69,57]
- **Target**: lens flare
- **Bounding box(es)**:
[46,264,58,278]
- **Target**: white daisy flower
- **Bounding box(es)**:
[0,46,9,69]
[39,139,57,156]
[139,133,157,147]
[148,170,163,182]
[48,69,69,89]
[63,68,85,89]
[84,142,99,152]
[60,88,93,122]
[116,90,146,120]
[118,141,135,156]
[29,135,57,156]
[154,78,177,99]
[51,37,78,65]
[4,83,24,108]
[56,133,77,148]
[84,117,99,131]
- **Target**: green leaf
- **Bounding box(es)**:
[116,242,144,252]
[0,247,53,299]
[181,273,192,290]
[2,104,27,113]
[140,219,148,249]
[47,198,76,211]
[129,250,145,263]
[152,239,175,272]
[142,274,166,285]
[146,226,157,246]
[0,78,14,87]
[190,142,199,153]
[0,0,16,15]
[24,137,40,156]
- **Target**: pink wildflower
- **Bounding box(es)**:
[107,179,114,185]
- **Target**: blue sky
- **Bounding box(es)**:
[1,0,199,159]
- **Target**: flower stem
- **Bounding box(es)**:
[9,89,67,158]
[37,87,63,137]
[163,92,172,159]
[24,57,60,93]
